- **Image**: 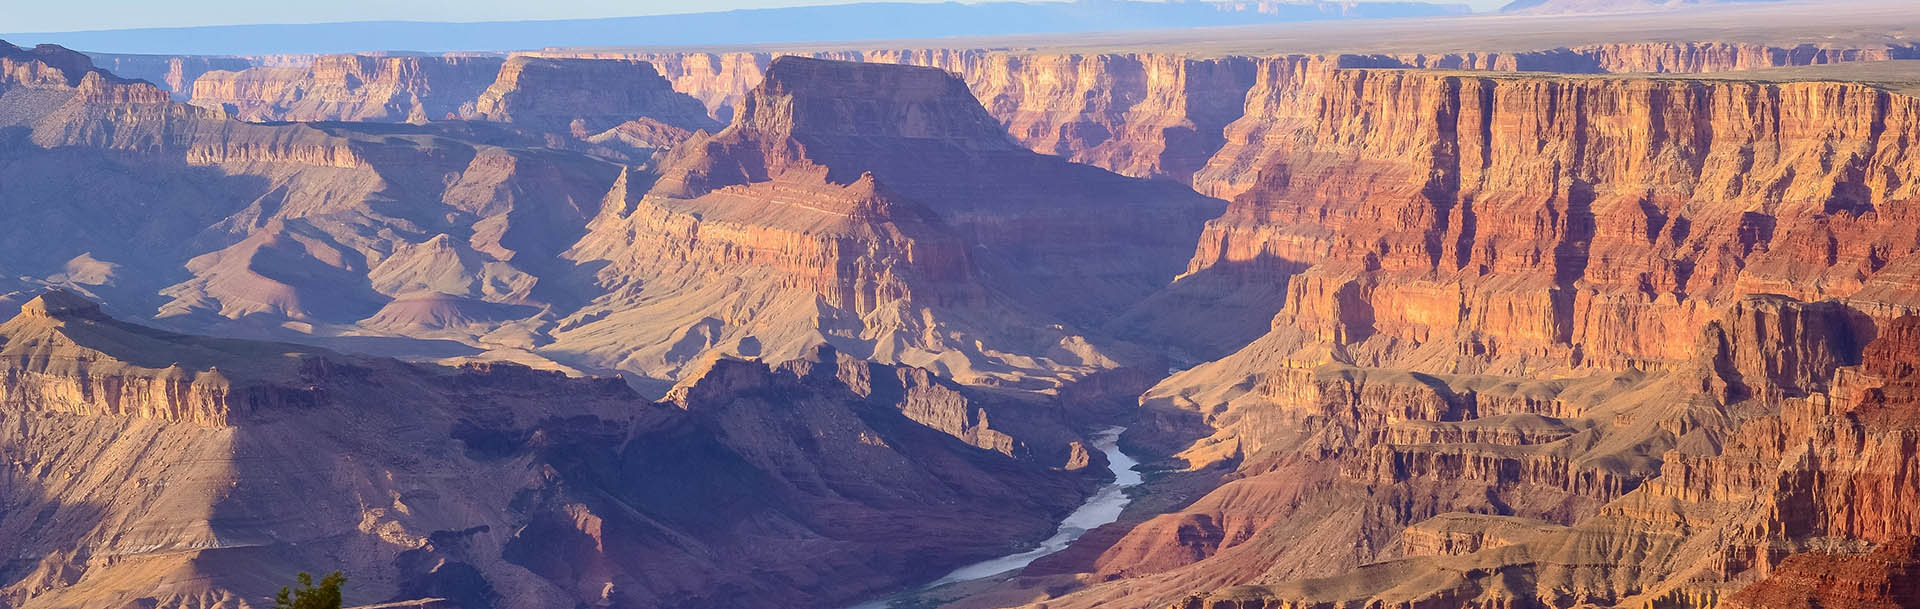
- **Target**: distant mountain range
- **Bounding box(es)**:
[1500,0,1782,14]
[0,0,1470,56]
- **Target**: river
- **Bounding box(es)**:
[845,426,1143,608]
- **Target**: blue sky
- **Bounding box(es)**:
[12,0,1499,33]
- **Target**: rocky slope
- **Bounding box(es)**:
[945,60,1920,609]
[1155,303,1918,609]
[1,41,630,365]
[6,40,1222,401]
[556,56,1221,391]
[0,291,1102,609]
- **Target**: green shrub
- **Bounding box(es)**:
[274,571,346,609]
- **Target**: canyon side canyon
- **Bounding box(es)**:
[4,1,1920,608]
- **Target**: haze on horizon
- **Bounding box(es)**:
[9,0,1508,34]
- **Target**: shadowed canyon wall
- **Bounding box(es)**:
[0,287,1105,609]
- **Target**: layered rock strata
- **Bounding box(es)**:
[998,63,1920,609]
[86,52,253,99]
[544,40,1920,183]
[1158,309,1920,609]
[557,56,1220,390]
[0,41,629,360]
[458,56,715,134]
[1174,67,1920,370]
[164,41,1920,185]
[0,291,1102,609]
[190,54,506,122]
[187,53,717,141]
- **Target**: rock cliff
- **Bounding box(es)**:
[190,54,505,122]
[186,53,717,143]
[161,40,1920,185]
[997,62,1920,609]
[0,291,327,426]
[1170,67,1920,369]
[543,40,1919,184]
[86,52,253,99]
[459,56,714,135]
[558,56,1220,390]
[0,291,1103,609]
[1150,308,1920,609]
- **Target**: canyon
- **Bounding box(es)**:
[0,289,1103,609]
[6,2,1920,608]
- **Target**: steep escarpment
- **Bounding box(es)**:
[460,56,715,135]
[1158,307,1920,609]
[939,294,1860,609]
[0,291,1103,609]
[0,291,329,426]
[982,64,1920,609]
[537,41,1918,184]
[1725,538,1920,609]
[186,53,717,143]
[919,52,1259,183]
[1171,68,1920,372]
[190,54,505,122]
[1,39,174,109]
[1457,41,1920,74]
[557,56,1220,390]
[86,52,254,99]
[136,41,1920,185]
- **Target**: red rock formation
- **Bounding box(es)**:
[559,56,1220,389]
[1174,67,1920,374]
[1725,537,1920,609]
[1134,309,1920,609]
